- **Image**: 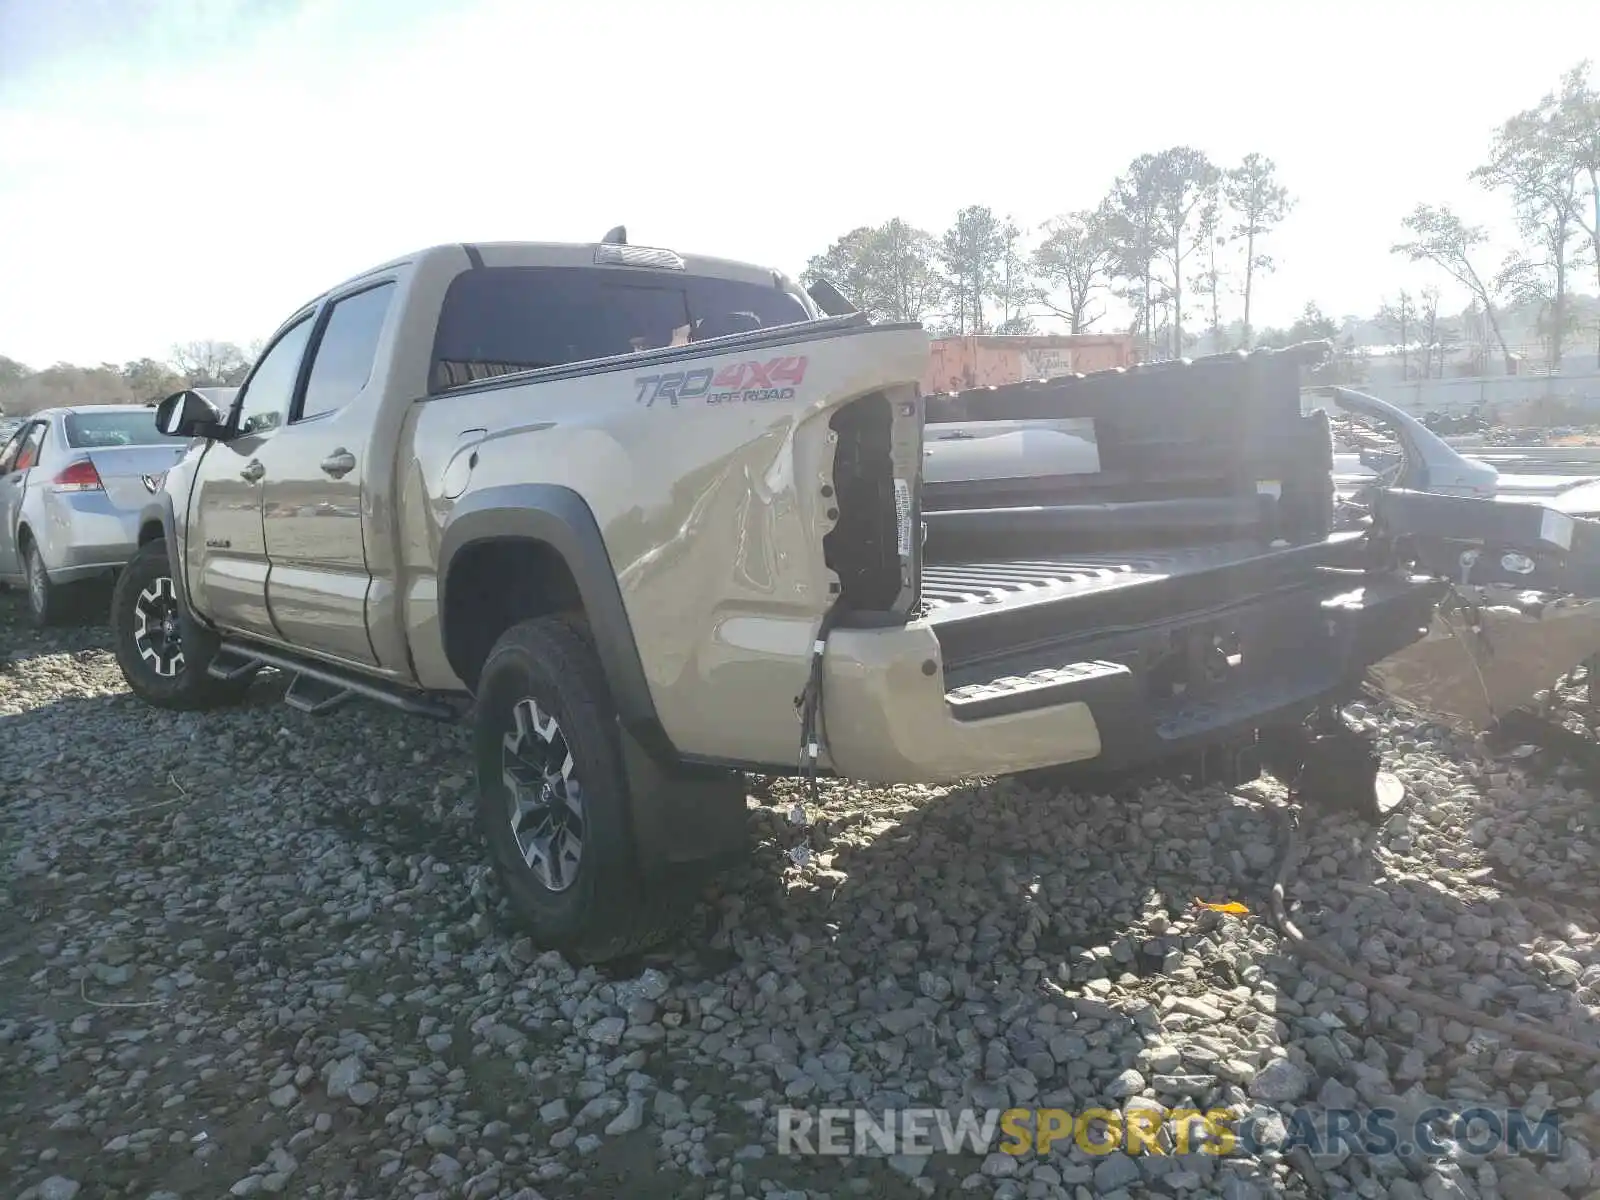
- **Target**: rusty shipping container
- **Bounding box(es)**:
[922,334,1136,394]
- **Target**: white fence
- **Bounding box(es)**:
[1341,369,1600,416]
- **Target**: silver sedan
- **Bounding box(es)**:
[0,396,235,625]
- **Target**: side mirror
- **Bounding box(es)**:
[154,390,227,440]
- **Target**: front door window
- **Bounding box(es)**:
[235,317,314,436]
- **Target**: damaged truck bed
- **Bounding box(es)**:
[1315,384,1600,736]
[907,342,1445,787]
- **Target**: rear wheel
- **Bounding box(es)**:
[473,616,688,962]
[23,541,78,628]
[111,539,251,710]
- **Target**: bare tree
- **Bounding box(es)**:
[0,356,29,383]
[802,227,888,320]
[1223,153,1294,349]
[871,219,945,324]
[1554,61,1600,358]
[1376,290,1418,378]
[1149,147,1220,357]
[1392,204,1512,363]
[802,220,946,326]
[1473,88,1588,367]
[1497,251,1587,365]
[171,340,250,387]
[1106,156,1164,357]
[0,364,138,415]
[938,205,1007,335]
[803,221,946,325]
[1032,206,1118,333]
[1416,285,1454,378]
[1192,181,1228,352]
[121,357,187,403]
[992,219,1040,334]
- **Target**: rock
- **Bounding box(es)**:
[324,1057,362,1100]
[888,1154,929,1179]
[37,1179,81,1200]
[980,1152,1018,1178]
[605,1095,646,1135]
[1248,1058,1309,1103]
[1145,1044,1182,1073]
[1317,1076,1358,1111]
[878,1009,926,1037]
[1171,996,1227,1022]
[2,602,1589,1200]
[1420,1166,1476,1199]
[1101,1067,1143,1099]
[1094,1152,1141,1191]
[265,1149,296,1174]
[587,1017,627,1046]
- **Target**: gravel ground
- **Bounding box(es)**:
[4,589,1600,1200]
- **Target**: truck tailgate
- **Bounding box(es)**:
[923,533,1370,667]
[921,540,1345,617]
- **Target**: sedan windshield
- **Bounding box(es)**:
[64,411,167,448]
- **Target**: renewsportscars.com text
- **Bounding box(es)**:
[775,1105,1563,1159]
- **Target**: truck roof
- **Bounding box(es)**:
[310,239,802,314]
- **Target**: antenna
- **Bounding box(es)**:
[601,225,627,245]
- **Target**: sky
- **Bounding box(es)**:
[0,0,1594,368]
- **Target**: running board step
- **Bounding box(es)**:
[207,651,265,683]
[215,640,467,722]
[285,673,354,715]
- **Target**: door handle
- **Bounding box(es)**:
[240,460,265,482]
[321,449,356,478]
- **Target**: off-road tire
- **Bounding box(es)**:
[23,541,80,628]
[111,539,252,711]
[473,616,689,963]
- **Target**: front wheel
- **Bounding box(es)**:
[111,539,251,710]
[473,616,688,962]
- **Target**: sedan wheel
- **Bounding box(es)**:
[23,543,68,627]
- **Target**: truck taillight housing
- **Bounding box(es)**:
[823,389,922,623]
[52,459,105,492]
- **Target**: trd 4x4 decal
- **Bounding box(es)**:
[633,356,809,408]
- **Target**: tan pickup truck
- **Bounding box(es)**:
[111,231,1462,962]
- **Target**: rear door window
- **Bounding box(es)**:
[299,282,396,421]
[0,427,24,473]
[430,266,813,392]
[14,421,46,470]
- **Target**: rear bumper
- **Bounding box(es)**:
[821,567,1444,784]
[36,492,141,582]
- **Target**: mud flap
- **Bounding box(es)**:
[1366,488,1600,732]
